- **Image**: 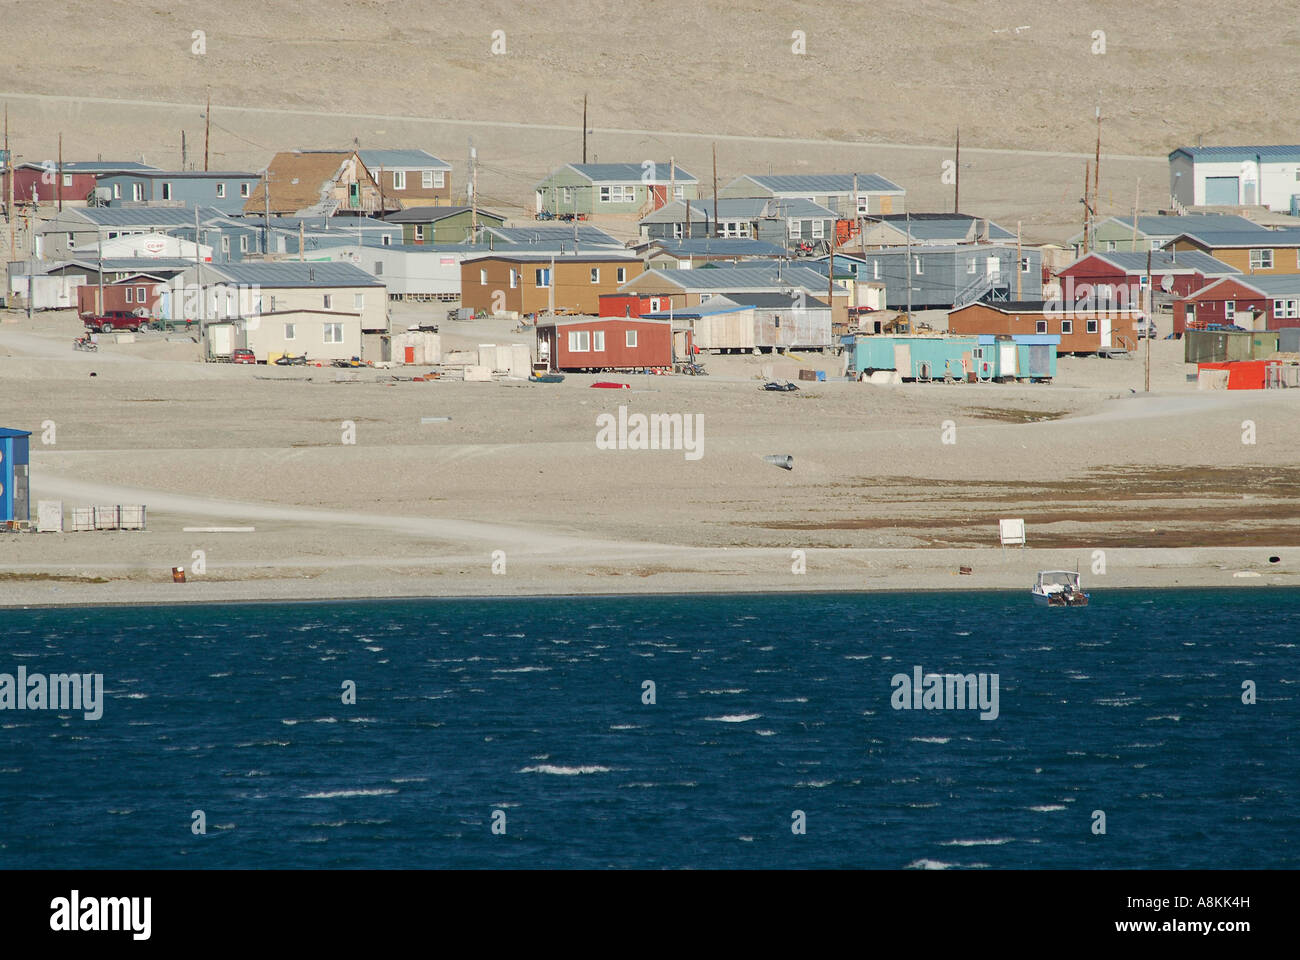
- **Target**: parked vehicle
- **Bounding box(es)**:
[274,353,308,366]
[73,335,98,352]
[82,311,145,334]
[762,380,799,391]
[1135,317,1158,339]
[331,356,365,368]
[231,348,256,364]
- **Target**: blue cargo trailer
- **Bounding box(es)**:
[1,427,32,526]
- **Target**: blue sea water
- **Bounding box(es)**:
[0,590,1295,869]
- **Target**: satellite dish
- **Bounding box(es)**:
[1160,274,1174,292]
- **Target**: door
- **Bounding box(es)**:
[1028,344,1050,377]
[651,184,667,210]
[998,341,1017,376]
[893,343,911,376]
[987,256,1001,284]
[1205,176,1239,205]
[1099,313,1112,348]
[348,183,360,208]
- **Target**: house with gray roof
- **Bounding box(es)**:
[1169,145,1300,213]
[637,196,837,251]
[356,150,453,207]
[534,162,700,217]
[96,170,261,215]
[619,263,850,329]
[855,213,1015,249]
[381,205,507,244]
[718,172,906,217]
[1067,213,1268,257]
[481,224,625,249]
[637,237,788,268]
[36,205,240,259]
[813,243,1043,310]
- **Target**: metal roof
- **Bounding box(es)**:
[640,196,837,223]
[357,149,452,170]
[0,428,33,438]
[461,251,639,263]
[1080,251,1240,274]
[17,161,158,173]
[954,299,1139,315]
[1175,229,1300,248]
[734,173,904,194]
[1208,274,1300,296]
[1169,145,1300,163]
[635,264,840,291]
[201,261,384,287]
[58,206,232,227]
[382,205,505,223]
[648,239,788,256]
[723,291,829,308]
[52,257,194,271]
[98,170,259,179]
[483,225,624,246]
[565,163,697,183]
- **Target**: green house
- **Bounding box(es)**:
[534,163,699,217]
[383,205,506,245]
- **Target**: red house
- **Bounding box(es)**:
[535,316,678,371]
[1053,251,1239,329]
[1,161,158,209]
[598,294,656,318]
[76,277,165,317]
[1174,275,1300,332]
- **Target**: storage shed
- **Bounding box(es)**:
[1184,329,1279,364]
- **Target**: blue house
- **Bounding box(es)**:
[98,171,261,215]
[843,333,1058,381]
[0,427,31,525]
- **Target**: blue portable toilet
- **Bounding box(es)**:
[1,427,32,525]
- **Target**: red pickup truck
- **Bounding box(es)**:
[82,311,150,333]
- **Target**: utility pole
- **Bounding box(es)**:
[97,228,105,314]
[827,218,836,330]
[195,205,204,354]
[669,155,675,211]
[582,94,588,164]
[263,169,270,255]
[1144,248,1152,392]
[299,219,304,262]
[181,130,187,170]
[470,140,478,239]
[711,142,718,239]
[548,253,555,317]
[1082,161,1091,253]
[5,105,14,259]
[954,127,960,214]
[378,165,385,218]
[203,92,210,172]
[57,132,63,212]
[1093,106,1101,233]
[905,209,912,320]
[684,199,691,241]
[1131,178,1140,249]
[1016,220,1023,300]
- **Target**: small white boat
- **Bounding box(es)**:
[1032,570,1090,607]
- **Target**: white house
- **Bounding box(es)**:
[1169,146,1300,213]
[69,231,212,261]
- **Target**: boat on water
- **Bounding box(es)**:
[1031,570,1090,607]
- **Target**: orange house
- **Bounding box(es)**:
[460,253,644,316]
[948,300,1142,354]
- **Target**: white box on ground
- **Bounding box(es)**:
[464,365,492,382]
[37,500,63,533]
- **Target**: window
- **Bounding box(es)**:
[1105,241,1116,252]
[422,170,434,189]
[700,293,712,302]
[414,225,425,241]
[125,287,134,303]
[1020,258,1031,273]
[112,184,121,199]
[131,183,144,201]
[382,234,391,246]
[393,171,406,190]
[673,185,684,200]
[160,182,172,200]
[323,323,343,343]
[284,323,296,341]
[535,268,551,287]
[136,286,146,302]
[480,268,488,286]
[62,173,72,187]
[374,261,383,275]
[239,235,248,252]
[1150,238,1162,251]
[562,187,572,204]
[1275,299,1300,319]
[856,197,869,216]
[600,186,610,202]
[967,259,977,274]
[221,236,230,253]
[649,298,662,311]
[873,260,880,280]
[593,331,605,351]
[1225,300,1236,320]
[626,330,637,347]
[914,257,923,275]
[568,330,590,351]
[353,293,365,310]
[1086,318,1098,333]
[617,267,627,283]
[811,220,824,239]
[1249,248,1274,270]
[240,182,251,197]
[323,294,333,309]
[1061,319,1073,334]
[590,268,600,283]
[433,171,444,188]
[1035,319,1048,334]
[216,183,226,198]
[789,220,802,239]
[599,185,633,203]
[65,231,76,248]
[509,269,518,289]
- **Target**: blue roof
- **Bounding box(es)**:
[202,261,384,288]
[566,163,697,183]
[484,225,624,246]
[1170,145,1300,163]
[357,149,451,170]
[736,173,904,194]
[58,206,233,227]
[0,427,32,438]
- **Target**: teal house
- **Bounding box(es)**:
[534,163,699,217]
[844,334,1058,381]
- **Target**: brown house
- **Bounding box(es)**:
[1165,230,1300,277]
[357,150,454,208]
[461,253,645,316]
[244,151,390,217]
[947,300,1143,354]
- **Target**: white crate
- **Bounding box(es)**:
[70,507,95,532]
[37,500,63,533]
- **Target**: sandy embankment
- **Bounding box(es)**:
[1,309,1297,606]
